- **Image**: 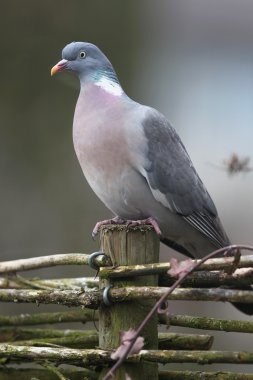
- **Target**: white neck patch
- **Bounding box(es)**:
[95,76,123,97]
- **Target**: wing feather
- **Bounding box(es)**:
[141,108,229,247]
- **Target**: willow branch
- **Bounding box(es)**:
[0,328,213,350]
[159,268,253,288]
[0,345,253,365]
[2,269,252,291]
[0,288,102,308]
[1,270,251,291]
[108,286,253,304]
[0,368,252,380]
[0,287,252,307]
[2,310,250,334]
[0,328,98,349]
[99,252,253,279]
[1,248,252,276]
[159,313,253,333]
[0,276,98,290]
[159,370,253,379]
[41,362,68,380]
[0,309,250,336]
[0,253,111,274]
[0,310,98,327]
[0,367,99,380]
[157,332,213,350]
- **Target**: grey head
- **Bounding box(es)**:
[51,42,119,84]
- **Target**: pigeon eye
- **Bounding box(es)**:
[79,51,86,59]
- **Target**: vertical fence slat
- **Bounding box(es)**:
[99,225,160,380]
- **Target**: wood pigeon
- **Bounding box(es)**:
[51,42,251,315]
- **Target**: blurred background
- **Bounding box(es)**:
[1,0,253,373]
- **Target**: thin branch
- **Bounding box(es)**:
[109,287,253,303]
[0,276,98,290]
[159,370,253,379]
[0,248,252,276]
[0,328,98,349]
[159,267,253,287]
[0,368,252,380]
[0,328,213,350]
[157,332,213,350]
[0,344,253,365]
[0,253,111,274]
[0,309,251,335]
[0,327,97,340]
[0,287,252,307]
[159,313,253,333]
[0,288,102,308]
[41,362,68,380]
[1,269,251,291]
[1,309,251,334]
[99,252,253,279]
[2,269,252,291]
[0,310,97,327]
[0,367,99,380]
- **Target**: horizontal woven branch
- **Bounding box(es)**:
[0,309,97,326]
[0,253,111,274]
[0,276,98,290]
[159,370,253,379]
[1,310,252,333]
[0,286,252,307]
[0,344,253,365]
[1,367,252,380]
[159,313,253,333]
[1,268,252,290]
[1,252,253,276]
[99,254,253,278]
[0,328,213,350]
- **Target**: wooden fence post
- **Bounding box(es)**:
[99,225,160,380]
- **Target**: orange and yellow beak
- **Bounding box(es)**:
[51,59,68,76]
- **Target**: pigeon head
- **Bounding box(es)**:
[51,42,118,84]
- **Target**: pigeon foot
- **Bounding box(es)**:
[92,216,161,238]
[125,217,162,235]
[92,216,126,238]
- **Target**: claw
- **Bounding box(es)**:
[92,216,126,238]
[92,216,161,237]
[144,217,162,235]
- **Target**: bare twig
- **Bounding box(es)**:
[0,269,251,291]
[0,328,213,350]
[0,286,252,307]
[0,276,98,290]
[159,370,253,379]
[41,362,68,380]
[0,367,99,380]
[99,252,253,279]
[0,344,253,365]
[0,328,98,349]
[0,288,102,308]
[2,309,251,334]
[0,253,111,274]
[0,283,253,311]
[159,267,253,287]
[0,310,97,327]
[0,368,252,380]
[159,313,253,333]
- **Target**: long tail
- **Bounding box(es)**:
[161,238,253,315]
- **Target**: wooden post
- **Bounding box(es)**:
[99,225,160,380]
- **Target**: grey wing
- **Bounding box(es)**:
[141,108,229,248]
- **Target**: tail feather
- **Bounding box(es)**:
[161,238,253,315]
